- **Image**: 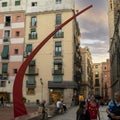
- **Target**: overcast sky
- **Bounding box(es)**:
[75,0,109,63]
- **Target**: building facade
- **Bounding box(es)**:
[102,59,111,101]
[0,0,26,102]
[92,63,102,97]
[22,0,82,105]
[80,47,93,99]
[0,0,82,104]
[108,0,120,97]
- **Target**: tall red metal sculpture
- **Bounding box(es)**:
[13,5,93,118]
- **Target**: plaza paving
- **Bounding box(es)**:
[0,104,108,120]
[49,105,108,120]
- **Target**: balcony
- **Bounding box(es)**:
[52,68,64,75]
[53,32,64,38]
[3,37,10,42]
[0,74,8,80]
[26,80,36,88]
[29,33,37,39]
[54,52,62,56]
[23,51,31,58]
[25,68,39,75]
[5,22,11,27]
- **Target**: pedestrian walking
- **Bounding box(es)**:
[0,96,4,107]
[106,89,120,120]
[56,99,62,113]
[76,101,90,120]
[87,95,100,120]
[61,99,67,112]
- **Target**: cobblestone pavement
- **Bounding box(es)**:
[0,104,38,120]
[49,106,108,120]
[49,106,78,120]
[0,104,108,120]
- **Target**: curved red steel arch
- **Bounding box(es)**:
[13,5,93,118]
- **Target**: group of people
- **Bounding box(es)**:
[56,99,67,114]
[76,94,100,120]
[76,89,120,120]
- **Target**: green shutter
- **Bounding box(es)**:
[26,44,32,53]
[2,64,8,73]
[15,1,20,6]
[28,76,35,84]
[29,60,35,66]
[1,45,9,59]
[55,41,61,46]
[2,2,7,7]
[53,75,63,82]
[56,14,61,24]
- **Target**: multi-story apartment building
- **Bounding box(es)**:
[102,59,111,101]
[21,0,81,105]
[108,0,120,97]
[0,0,26,102]
[92,63,102,97]
[0,0,82,104]
[80,47,93,99]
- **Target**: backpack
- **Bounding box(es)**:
[108,100,120,120]
[111,100,120,115]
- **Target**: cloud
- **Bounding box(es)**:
[76,0,109,62]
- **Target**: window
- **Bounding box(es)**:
[95,72,99,77]
[104,66,107,70]
[1,45,9,59]
[26,44,32,54]
[2,63,8,73]
[0,81,6,87]
[14,49,18,54]
[27,88,35,95]
[95,65,98,68]
[31,2,37,6]
[5,16,11,26]
[54,59,63,74]
[56,14,61,25]
[15,0,21,6]
[31,16,37,26]
[16,31,20,37]
[29,29,37,39]
[26,76,36,90]
[95,79,99,86]
[16,16,21,22]
[95,88,100,95]
[55,41,62,56]
[56,0,62,4]
[4,30,10,42]
[54,29,64,38]
[2,2,7,7]
[29,61,36,74]
[2,63,8,80]
[13,69,18,74]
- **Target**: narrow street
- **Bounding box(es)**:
[49,106,108,120]
[49,106,78,120]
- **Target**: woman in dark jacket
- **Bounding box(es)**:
[76,101,90,120]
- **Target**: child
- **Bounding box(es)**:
[76,101,90,120]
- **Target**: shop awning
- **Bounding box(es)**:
[48,81,78,89]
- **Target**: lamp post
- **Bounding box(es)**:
[40,78,43,101]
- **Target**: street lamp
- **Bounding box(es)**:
[40,78,43,100]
